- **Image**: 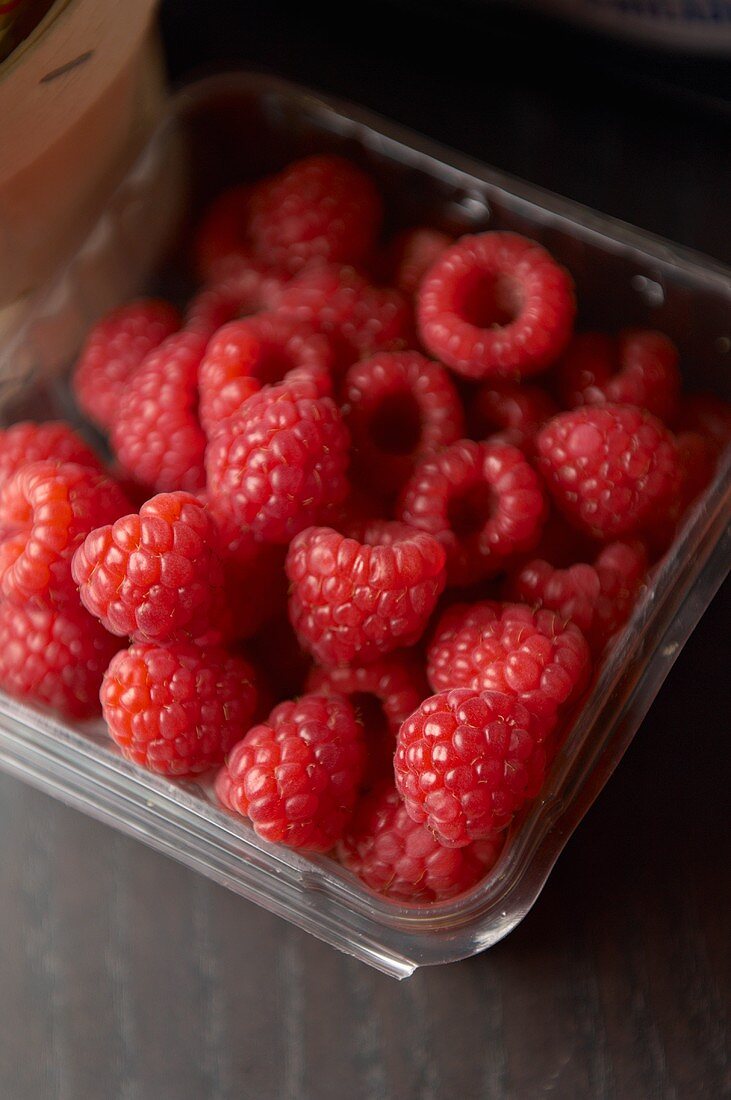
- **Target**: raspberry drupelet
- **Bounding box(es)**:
[0,461,130,606]
[72,299,180,431]
[198,312,335,434]
[398,439,547,586]
[337,780,503,901]
[469,381,558,452]
[112,330,208,494]
[72,492,227,645]
[343,351,465,495]
[536,403,682,539]
[426,600,590,733]
[205,382,350,544]
[555,329,681,424]
[395,688,549,847]
[216,692,366,851]
[286,521,447,667]
[101,643,258,776]
[417,231,575,379]
[0,421,101,491]
[0,601,122,720]
[248,154,382,274]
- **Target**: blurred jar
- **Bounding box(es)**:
[0,0,166,339]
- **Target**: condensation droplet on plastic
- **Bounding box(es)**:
[631,274,665,307]
[451,188,491,226]
[715,335,730,354]
[661,643,679,658]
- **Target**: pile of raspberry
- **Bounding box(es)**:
[1,153,728,906]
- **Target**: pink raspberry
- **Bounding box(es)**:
[417,231,575,379]
[198,312,334,434]
[395,688,548,846]
[216,692,366,851]
[206,382,350,544]
[101,643,258,776]
[536,403,682,539]
[112,330,208,494]
[185,259,287,336]
[0,601,121,720]
[73,299,180,430]
[337,780,502,901]
[509,540,648,653]
[398,439,546,585]
[0,421,101,491]
[248,155,382,273]
[343,351,465,495]
[193,185,252,281]
[426,600,590,732]
[72,492,226,645]
[286,521,446,667]
[556,330,681,423]
[0,461,130,606]
[380,227,454,296]
[470,381,558,452]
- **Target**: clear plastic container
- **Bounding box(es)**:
[0,73,729,979]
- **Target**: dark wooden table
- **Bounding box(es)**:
[1,5,729,1097]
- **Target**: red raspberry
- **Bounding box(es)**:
[395,688,548,846]
[101,643,258,776]
[398,439,546,586]
[555,330,681,423]
[470,381,558,452]
[0,461,130,606]
[0,602,121,720]
[417,231,575,379]
[343,351,465,495]
[216,692,365,851]
[380,227,454,296]
[674,392,731,456]
[336,780,502,901]
[273,263,414,361]
[248,155,382,274]
[0,421,101,491]
[286,521,446,667]
[536,403,681,539]
[509,540,647,653]
[206,383,350,544]
[185,260,287,336]
[642,430,719,559]
[198,313,335,434]
[307,651,430,787]
[426,600,590,731]
[72,492,226,645]
[73,300,180,431]
[112,331,208,494]
[193,185,252,281]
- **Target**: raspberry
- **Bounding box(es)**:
[248,155,382,274]
[0,461,130,606]
[380,227,453,296]
[337,780,502,901]
[206,383,350,544]
[426,600,590,731]
[536,403,682,539]
[72,492,226,645]
[198,313,335,434]
[674,392,731,456]
[395,688,548,846]
[642,430,719,559]
[555,330,681,423]
[0,421,101,491]
[274,263,414,361]
[185,260,286,336]
[307,651,430,787]
[470,381,558,452]
[398,440,546,586]
[417,231,575,379]
[509,540,647,653]
[73,300,180,431]
[101,643,258,776]
[217,692,365,851]
[343,351,465,495]
[112,331,208,494]
[286,522,446,667]
[193,185,252,281]
[0,602,121,720]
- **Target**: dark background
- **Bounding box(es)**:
[0,4,729,1097]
